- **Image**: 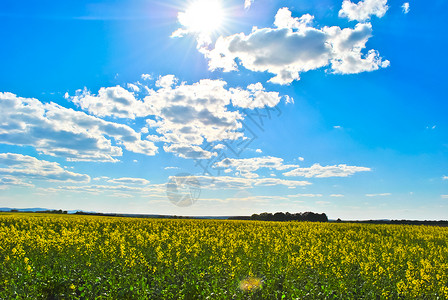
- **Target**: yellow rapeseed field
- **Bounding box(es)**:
[0,213,447,299]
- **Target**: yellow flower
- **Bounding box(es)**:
[239,277,262,292]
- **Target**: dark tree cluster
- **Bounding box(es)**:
[41,209,68,214]
[249,211,328,222]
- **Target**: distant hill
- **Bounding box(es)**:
[0,207,49,212]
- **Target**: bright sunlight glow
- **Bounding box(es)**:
[178,0,225,34]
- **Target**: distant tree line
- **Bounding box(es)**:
[9,209,67,214]
[229,212,328,222]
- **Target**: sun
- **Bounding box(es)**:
[178,0,225,35]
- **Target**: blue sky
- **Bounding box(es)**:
[0,0,447,219]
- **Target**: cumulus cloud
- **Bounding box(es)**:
[0,92,157,162]
[330,194,345,197]
[71,86,145,119]
[143,78,284,159]
[107,177,150,185]
[229,82,283,108]
[3,77,285,163]
[443,176,448,180]
[339,0,388,22]
[0,153,90,182]
[127,83,140,92]
[155,75,177,88]
[68,77,286,160]
[402,3,410,14]
[283,163,371,178]
[203,7,389,84]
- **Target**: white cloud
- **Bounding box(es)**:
[175,174,311,190]
[402,3,410,14]
[110,193,134,198]
[285,95,294,104]
[442,195,448,199]
[316,200,330,205]
[0,176,34,188]
[71,86,145,119]
[141,74,152,80]
[288,193,323,197]
[164,166,180,170]
[50,183,166,196]
[244,0,254,9]
[283,163,371,178]
[107,177,150,185]
[230,82,283,108]
[226,195,289,202]
[0,153,90,183]
[141,127,149,134]
[141,78,283,159]
[215,156,298,178]
[339,0,388,22]
[443,176,448,180]
[255,149,262,153]
[163,144,217,160]
[0,92,157,162]
[143,78,244,150]
[334,125,342,129]
[2,78,285,163]
[127,83,140,92]
[330,194,345,197]
[155,75,177,88]
[365,193,391,197]
[204,8,389,84]
[298,157,305,161]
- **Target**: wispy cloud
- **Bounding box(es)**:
[175,175,311,190]
[0,153,90,183]
[244,0,254,9]
[402,3,410,14]
[284,163,370,178]
[0,176,34,188]
[107,177,150,185]
[214,156,298,178]
[365,193,391,197]
[288,193,323,197]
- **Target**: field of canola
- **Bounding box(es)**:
[0,213,447,299]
